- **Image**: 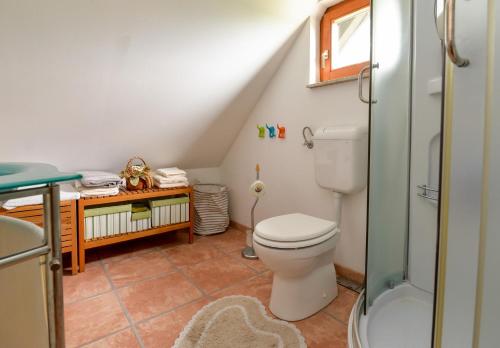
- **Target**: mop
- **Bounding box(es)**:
[241,164,265,259]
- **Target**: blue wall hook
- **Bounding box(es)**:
[266,124,276,138]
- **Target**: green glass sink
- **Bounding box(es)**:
[0,163,81,191]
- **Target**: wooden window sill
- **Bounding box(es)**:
[307,74,366,89]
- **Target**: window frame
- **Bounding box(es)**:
[319,0,370,82]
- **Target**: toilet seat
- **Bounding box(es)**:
[254,213,338,249]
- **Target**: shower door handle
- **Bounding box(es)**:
[358,63,379,104]
[358,65,371,103]
[444,0,469,67]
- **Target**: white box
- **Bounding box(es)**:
[93,216,100,238]
[119,212,127,233]
[107,214,113,237]
[113,214,120,235]
[165,206,171,225]
[126,212,132,233]
[85,217,93,240]
[152,207,160,227]
[159,206,165,225]
[100,215,107,237]
[175,204,181,223]
[180,203,186,222]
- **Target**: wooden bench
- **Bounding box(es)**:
[77,186,194,272]
[0,200,78,275]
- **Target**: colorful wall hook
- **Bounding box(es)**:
[277,124,286,139]
[266,124,276,138]
[257,125,266,138]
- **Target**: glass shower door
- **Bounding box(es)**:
[364,0,413,309]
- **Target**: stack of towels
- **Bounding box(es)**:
[1,183,80,210]
[75,171,123,197]
[153,167,189,189]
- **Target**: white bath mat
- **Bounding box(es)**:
[173,295,307,348]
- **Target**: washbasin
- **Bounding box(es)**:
[0,162,81,191]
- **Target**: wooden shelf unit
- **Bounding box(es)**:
[0,200,79,275]
[78,186,194,272]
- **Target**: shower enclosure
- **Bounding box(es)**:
[349,0,444,346]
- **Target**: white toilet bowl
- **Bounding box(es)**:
[253,213,340,321]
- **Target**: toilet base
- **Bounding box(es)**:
[269,263,338,321]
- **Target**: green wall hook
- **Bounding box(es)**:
[257,125,266,138]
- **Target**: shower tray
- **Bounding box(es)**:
[349,283,433,348]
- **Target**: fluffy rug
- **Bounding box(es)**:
[173,296,307,348]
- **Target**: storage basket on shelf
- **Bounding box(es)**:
[149,195,190,228]
[193,184,229,235]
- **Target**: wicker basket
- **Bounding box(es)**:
[120,157,153,190]
[193,184,229,235]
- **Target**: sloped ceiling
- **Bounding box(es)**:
[0,0,313,172]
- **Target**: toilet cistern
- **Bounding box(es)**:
[312,125,368,222]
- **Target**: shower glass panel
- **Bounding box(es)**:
[365,0,413,310]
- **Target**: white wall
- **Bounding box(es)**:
[185,167,221,185]
[221,23,369,273]
[0,0,313,172]
[408,0,443,293]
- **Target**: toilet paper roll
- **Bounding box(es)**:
[249,180,266,197]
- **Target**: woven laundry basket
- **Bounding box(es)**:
[193,184,229,235]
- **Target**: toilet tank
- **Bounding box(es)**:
[312,125,368,194]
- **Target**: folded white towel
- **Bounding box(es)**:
[1,183,81,210]
[153,173,189,185]
[153,179,189,189]
[78,171,123,187]
[156,167,187,178]
[75,182,120,197]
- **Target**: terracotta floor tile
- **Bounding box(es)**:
[162,241,224,266]
[118,272,203,322]
[64,231,350,347]
[157,230,207,250]
[136,298,210,348]
[324,285,358,323]
[99,242,158,265]
[227,250,268,273]
[64,292,129,348]
[204,228,247,252]
[105,250,174,288]
[81,328,140,348]
[63,263,111,304]
[295,311,348,348]
[181,255,257,294]
[211,274,273,307]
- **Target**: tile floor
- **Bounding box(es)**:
[63,228,358,348]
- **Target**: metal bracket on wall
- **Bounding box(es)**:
[417,184,439,203]
[302,127,314,149]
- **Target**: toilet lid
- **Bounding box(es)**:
[254,213,337,243]
[253,228,338,249]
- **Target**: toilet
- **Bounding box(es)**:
[253,125,368,321]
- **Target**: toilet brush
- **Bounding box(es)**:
[241,164,265,259]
